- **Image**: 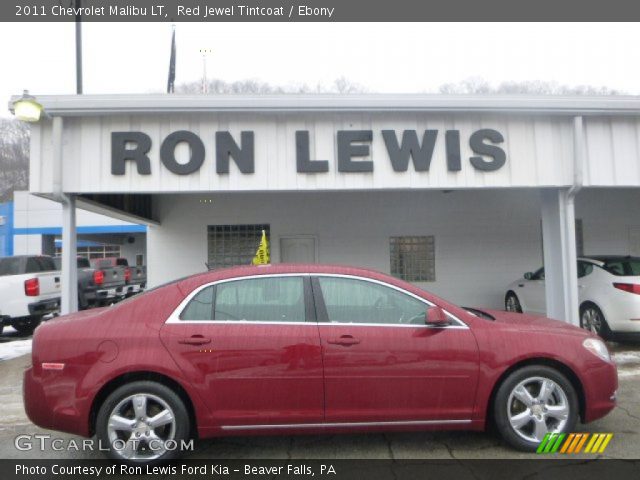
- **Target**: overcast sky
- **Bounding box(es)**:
[2,22,639,117]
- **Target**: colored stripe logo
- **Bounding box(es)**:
[537,433,613,454]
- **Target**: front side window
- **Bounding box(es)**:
[215,277,305,322]
[317,276,427,325]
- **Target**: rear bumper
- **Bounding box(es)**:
[23,366,90,437]
[28,298,60,317]
[582,359,618,423]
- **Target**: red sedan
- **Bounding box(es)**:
[24,264,617,463]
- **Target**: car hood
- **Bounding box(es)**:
[479,308,590,336]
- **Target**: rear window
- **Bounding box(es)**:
[25,257,56,273]
[77,258,91,268]
[116,258,128,266]
[0,257,21,276]
[94,259,112,268]
[602,259,640,276]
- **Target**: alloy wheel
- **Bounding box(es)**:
[506,376,570,443]
[581,307,602,335]
[106,393,176,461]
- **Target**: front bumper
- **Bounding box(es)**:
[582,359,618,423]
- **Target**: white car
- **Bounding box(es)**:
[505,256,640,340]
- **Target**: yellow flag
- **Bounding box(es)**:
[251,230,270,265]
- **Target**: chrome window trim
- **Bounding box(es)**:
[220,419,472,431]
[165,272,468,329]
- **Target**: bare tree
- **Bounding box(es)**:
[0,119,29,202]
[176,76,366,94]
[439,77,625,95]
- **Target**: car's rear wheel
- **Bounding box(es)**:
[493,366,578,451]
[580,303,611,340]
[505,292,522,313]
[10,316,42,335]
[96,381,190,464]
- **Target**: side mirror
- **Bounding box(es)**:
[426,306,449,326]
[524,272,533,280]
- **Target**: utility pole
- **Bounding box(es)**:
[75,0,83,94]
[199,48,212,94]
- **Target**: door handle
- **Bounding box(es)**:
[179,335,211,346]
[327,335,360,346]
[518,284,524,288]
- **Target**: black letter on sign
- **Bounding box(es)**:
[337,130,373,172]
[216,131,255,174]
[111,132,152,175]
[296,131,329,173]
[382,130,437,172]
[445,130,461,172]
[160,131,205,175]
[469,129,506,171]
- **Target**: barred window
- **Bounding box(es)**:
[390,236,435,282]
[207,224,270,269]
[55,244,121,259]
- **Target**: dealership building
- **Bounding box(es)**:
[9,94,640,323]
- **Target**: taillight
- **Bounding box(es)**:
[124,268,131,283]
[613,283,640,295]
[93,270,104,286]
[24,278,39,296]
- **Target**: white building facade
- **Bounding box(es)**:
[13,94,640,322]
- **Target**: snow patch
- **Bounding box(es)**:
[0,339,32,361]
[613,351,640,366]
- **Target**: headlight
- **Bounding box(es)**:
[583,338,611,362]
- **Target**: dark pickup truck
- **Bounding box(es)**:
[88,257,128,305]
[96,257,147,298]
[53,257,127,308]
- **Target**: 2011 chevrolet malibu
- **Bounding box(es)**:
[24,264,617,464]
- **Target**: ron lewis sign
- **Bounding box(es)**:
[111,129,506,176]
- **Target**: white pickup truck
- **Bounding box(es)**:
[0,255,61,335]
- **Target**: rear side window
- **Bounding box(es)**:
[602,259,640,276]
[214,277,305,322]
[180,286,214,320]
[0,258,21,276]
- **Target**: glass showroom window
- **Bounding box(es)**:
[389,236,435,282]
[207,224,270,269]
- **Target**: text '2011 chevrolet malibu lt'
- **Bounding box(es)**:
[24,264,617,464]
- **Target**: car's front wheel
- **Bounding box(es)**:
[493,366,578,451]
[96,381,190,464]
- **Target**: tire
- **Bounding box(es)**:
[96,381,190,465]
[505,292,523,313]
[493,365,578,451]
[580,303,612,340]
[10,316,42,336]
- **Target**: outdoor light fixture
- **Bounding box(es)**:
[12,90,44,122]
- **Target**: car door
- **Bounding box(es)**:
[518,268,546,314]
[312,275,479,424]
[160,275,324,427]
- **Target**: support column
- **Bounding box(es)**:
[540,188,579,325]
[61,194,78,315]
